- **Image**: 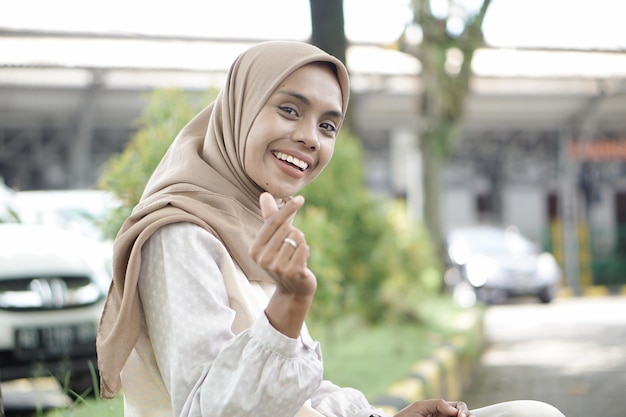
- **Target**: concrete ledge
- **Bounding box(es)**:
[558,285,626,298]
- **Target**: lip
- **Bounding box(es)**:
[274,149,314,167]
[271,149,314,178]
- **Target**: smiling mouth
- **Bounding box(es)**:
[272,151,309,171]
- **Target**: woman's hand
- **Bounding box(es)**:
[251,192,317,338]
[394,399,475,417]
[250,192,317,297]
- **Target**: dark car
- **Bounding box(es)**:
[444,225,562,306]
[0,223,110,395]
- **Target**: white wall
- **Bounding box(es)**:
[390,129,423,221]
[441,187,475,233]
[503,185,545,242]
[588,186,615,255]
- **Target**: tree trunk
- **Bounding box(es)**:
[420,136,445,258]
[309,0,353,129]
[309,0,347,65]
[402,0,492,262]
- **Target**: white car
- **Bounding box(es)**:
[12,189,120,242]
[12,189,119,280]
[0,223,110,394]
[445,225,562,306]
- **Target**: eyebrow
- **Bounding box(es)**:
[277,90,343,119]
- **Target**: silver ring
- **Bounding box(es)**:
[283,237,298,249]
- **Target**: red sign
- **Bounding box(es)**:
[568,140,626,160]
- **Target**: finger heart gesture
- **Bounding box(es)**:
[249,192,317,297]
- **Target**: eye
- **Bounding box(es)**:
[278,105,299,118]
[320,122,338,134]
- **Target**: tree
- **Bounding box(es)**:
[98,89,215,239]
[309,0,347,65]
[400,0,492,258]
[298,129,441,327]
[99,89,440,326]
[304,0,443,322]
[308,0,355,130]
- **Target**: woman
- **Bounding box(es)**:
[97,41,565,417]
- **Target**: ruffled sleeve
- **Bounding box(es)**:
[310,379,389,417]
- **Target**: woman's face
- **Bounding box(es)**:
[244,63,343,199]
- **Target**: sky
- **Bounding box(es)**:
[1,0,625,50]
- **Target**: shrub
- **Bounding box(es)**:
[98,89,443,327]
[98,89,214,239]
[299,131,443,325]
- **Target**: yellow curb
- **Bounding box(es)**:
[583,286,610,297]
[558,285,626,297]
[410,359,441,398]
[387,378,425,403]
[448,335,474,392]
[433,346,461,400]
[448,334,466,351]
[373,308,484,410]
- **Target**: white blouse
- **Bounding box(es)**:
[121,222,386,417]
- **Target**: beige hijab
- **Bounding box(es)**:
[96,41,350,400]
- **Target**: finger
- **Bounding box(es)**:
[260,192,279,220]
[444,404,461,416]
[264,196,304,234]
[435,399,460,416]
[269,234,311,282]
[260,193,304,224]
[252,195,305,258]
[275,230,306,260]
[286,234,310,263]
[281,235,299,251]
[450,401,471,417]
[394,399,458,417]
[282,195,304,224]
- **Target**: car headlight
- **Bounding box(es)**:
[448,241,471,265]
[465,255,499,287]
[537,252,559,282]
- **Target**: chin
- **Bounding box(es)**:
[266,185,304,200]
[262,177,312,199]
[272,190,299,200]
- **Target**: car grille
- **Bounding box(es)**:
[0,276,102,311]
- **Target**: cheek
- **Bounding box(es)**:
[318,141,335,169]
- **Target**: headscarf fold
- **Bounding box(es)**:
[96,41,350,399]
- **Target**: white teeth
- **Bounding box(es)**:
[273,151,309,170]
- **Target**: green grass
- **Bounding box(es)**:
[310,296,483,400]
[313,317,443,399]
[44,395,123,417]
[43,297,482,416]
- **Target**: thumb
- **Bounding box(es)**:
[259,192,279,220]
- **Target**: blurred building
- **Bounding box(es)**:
[1,32,626,287]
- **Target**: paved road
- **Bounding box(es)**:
[463,296,626,417]
[1,377,69,417]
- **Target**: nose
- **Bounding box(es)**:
[291,122,320,150]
